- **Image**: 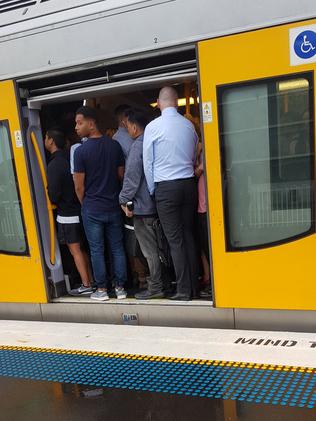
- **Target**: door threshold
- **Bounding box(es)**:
[52,296,213,306]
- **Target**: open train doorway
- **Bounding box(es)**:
[23,64,213,306]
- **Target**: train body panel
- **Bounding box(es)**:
[0,0,315,80]
[0,81,47,303]
[198,19,316,310]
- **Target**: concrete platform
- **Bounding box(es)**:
[1,320,316,368]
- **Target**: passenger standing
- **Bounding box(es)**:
[45,129,93,295]
[73,106,128,301]
[113,104,133,160]
[143,87,199,301]
[195,147,212,298]
[120,109,164,299]
[114,104,148,290]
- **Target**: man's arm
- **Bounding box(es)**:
[143,126,155,195]
[117,166,125,181]
[73,172,85,204]
[115,141,125,182]
[192,128,199,165]
[47,161,63,205]
[119,142,143,210]
[195,153,204,178]
[73,146,86,204]
[70,144,79,175]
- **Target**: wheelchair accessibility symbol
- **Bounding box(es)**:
[294,30,316,59]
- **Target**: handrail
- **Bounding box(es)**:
[30,131,56,266]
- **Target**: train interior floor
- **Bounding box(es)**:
[39,81,210,304]
[53,296,213,306]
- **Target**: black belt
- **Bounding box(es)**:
[155,177,195,186]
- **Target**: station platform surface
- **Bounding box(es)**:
[1,321,316,410]
[1,320,316,367]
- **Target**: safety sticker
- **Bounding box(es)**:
[202,102,212,123]
[14,130,23,148]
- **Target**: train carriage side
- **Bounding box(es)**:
[0,0,316,329]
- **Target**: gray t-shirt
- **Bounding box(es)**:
[113,127,133,160]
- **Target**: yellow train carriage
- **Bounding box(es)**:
[1,0,316,330]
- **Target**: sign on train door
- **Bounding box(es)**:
[198,19,316,310]
[0,80,47,303]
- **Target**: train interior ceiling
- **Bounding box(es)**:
[37,80,208,303]
[40,82,200,141]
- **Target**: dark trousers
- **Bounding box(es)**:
[155,178,198,296]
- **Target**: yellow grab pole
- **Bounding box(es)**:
[30,132,56,265]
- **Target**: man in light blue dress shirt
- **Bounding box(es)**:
[143,87,199,301]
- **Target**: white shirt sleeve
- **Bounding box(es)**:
[70,143,81,175]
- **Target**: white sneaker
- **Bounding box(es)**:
[115,287,127,300]
[91,290,109,301]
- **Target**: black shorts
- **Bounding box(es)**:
[57,222,83,245]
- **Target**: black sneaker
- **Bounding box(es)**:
[135,290,164,300]
[169,293,191,301]
[200,287,212,299]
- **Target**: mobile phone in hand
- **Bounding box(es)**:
[126,201,134,211]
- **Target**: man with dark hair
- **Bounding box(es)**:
[113,104,133,160]
[74,106,128,301]
[45,129,93,295]
[120,109,163,299]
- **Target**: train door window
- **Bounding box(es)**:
[0,121,27,254]
[218,73,314,250]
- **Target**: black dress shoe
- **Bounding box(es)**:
[169,294,191,301]
[135,290,164,300]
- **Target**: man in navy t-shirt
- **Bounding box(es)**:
[73,106,127,301]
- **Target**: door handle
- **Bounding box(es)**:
[30,131,56,265]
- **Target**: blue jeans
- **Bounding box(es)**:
[82,209,127,289]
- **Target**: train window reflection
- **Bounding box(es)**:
[0,122,27,254]
[218,73,314,250]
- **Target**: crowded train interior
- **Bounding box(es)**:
[35,80,212,303]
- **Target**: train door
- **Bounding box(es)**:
[198,19,316,310]
[0,80,50,303]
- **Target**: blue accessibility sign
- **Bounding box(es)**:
[294,30,316,59]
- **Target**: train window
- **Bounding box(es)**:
[218,73,314,250]
[0,122,27,255]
